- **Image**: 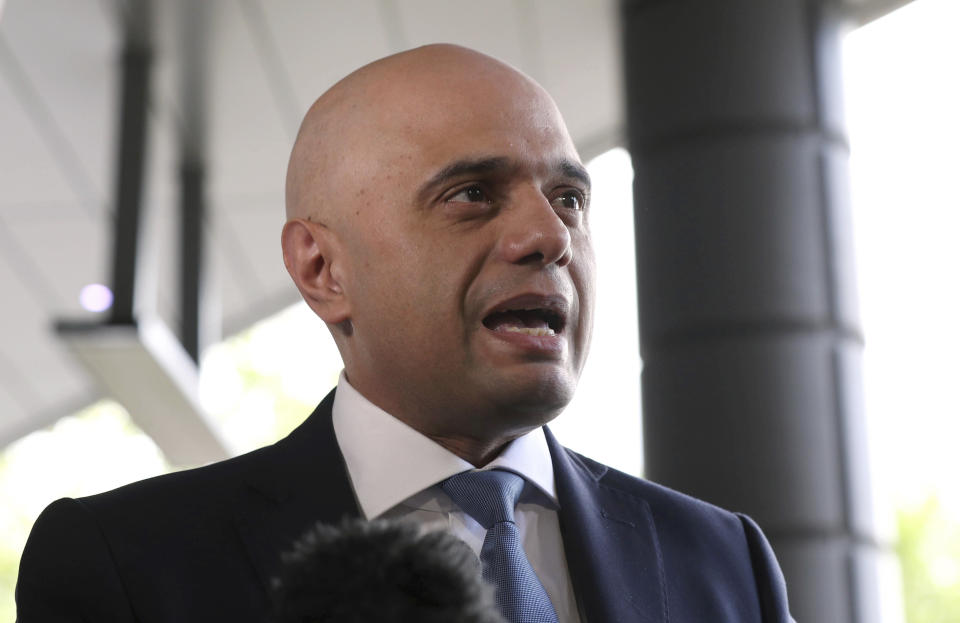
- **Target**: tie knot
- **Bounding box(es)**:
[441,469,525,529]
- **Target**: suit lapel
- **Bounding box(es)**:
[232,390,361,597]
[546,428,668,623]
[228,394,669,620]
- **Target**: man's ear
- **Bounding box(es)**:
[281,219,350,324]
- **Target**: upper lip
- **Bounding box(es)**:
[481,293,570,333]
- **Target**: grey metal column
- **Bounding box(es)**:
[621,2,884,621]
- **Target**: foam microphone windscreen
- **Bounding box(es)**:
[271,517,506,623]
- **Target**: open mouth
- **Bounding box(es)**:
[482,307,565,337]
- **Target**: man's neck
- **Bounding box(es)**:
[422,432,520,467]
[340,370,548,467]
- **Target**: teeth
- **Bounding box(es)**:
[501,326,556,336]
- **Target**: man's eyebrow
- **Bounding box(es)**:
[558,159,591,190]
[418,157,511,199]
[417,156,591,202]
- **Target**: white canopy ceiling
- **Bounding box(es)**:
[0,0,910,453]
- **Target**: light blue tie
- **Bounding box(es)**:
[442,469,560,623]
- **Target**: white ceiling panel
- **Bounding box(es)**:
[258,0,396,116]
[206,0,295,201]
[533,0,624,157]
[0,242,94,446]
[396,0,530,71]
[218,203,289,297]
[211,223,250,332]
[215,209,268,295]
[4,213,108,315]
[14,327,91,406]
[0,379,26,435]
[0,235,61,336]
[0,0,116,214]
[0,260,48,332]
[0,50,79,210]
[0,255,50,409]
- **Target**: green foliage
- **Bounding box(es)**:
[898,497,960,623]
[201,323,334,453]
[0,453,19,623]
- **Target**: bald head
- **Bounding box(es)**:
[285,44,570,225]
[281,44,593,464]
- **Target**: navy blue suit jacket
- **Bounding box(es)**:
[17,389,792,622]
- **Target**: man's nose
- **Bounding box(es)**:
[496,191,573,267]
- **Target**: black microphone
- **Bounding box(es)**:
[271,518,506,623]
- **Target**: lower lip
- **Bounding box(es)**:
[484,327,566,356]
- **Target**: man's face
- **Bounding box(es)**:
[326,58,595,441]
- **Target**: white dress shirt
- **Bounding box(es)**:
[331,371,582,623]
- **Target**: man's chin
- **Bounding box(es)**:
[483,368,578,425]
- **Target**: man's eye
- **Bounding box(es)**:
[552,191,584,211]
[448,185,489,203]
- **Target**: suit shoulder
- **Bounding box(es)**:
[17,498,137,621]
[17,441,286,613]
[563,446,748,536]
[79,439,277,515]
[78,392,334,515]
[562,447,792,620]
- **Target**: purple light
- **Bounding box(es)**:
[79,283,114,312]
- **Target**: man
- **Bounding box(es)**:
[17,44,793,622]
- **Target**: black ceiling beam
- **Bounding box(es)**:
[178,1,211,363]
[109,0,152,326]
[179,162,204,363]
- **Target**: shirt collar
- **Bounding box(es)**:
[331,371,557,519]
